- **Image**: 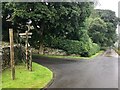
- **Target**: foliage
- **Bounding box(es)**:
[2,62,53,88]
[119,33,120,50]
[96,9,118,27]
[2,2,117,57]
[116,49,120,55]
[95,9,118,47]
[2,2,94,48]
[88,17,107,47]
[45,37,100,57]
[86,9,118,47]
[105,22,117,46]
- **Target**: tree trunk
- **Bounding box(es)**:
[39,41,44,54]
[38,23,44,54]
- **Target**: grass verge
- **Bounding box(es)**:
[33,51,104,60]
[2,62,53,89]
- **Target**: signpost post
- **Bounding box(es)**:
[19,31,32,71]
[19,20,33,71]
[9,28,15,80]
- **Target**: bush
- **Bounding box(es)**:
[117,50,120,55]
[87,43,100,56]
[45,37,100,57]
[115,49,120,56]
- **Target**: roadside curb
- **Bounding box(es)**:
[41,69,56,90]
[33,51,104,62]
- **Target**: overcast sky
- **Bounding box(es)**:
[95,0,120,17]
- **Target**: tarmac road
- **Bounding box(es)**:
[33,50,118,88]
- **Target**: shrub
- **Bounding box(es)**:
[117,50,120,55]
[44,37,100,57]
[115,49,120,56]
[87,43,100,56]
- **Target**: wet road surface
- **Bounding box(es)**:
[33,51,118,88]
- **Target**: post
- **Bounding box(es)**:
[25,31,29,70]
[9,29,15,80]
[29,48,32,71]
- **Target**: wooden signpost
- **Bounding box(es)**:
[19,31,32,71]
[19,33,32,36]
[8,25,32,80]
[9,29,15,80]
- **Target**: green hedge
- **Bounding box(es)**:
[45,37,100,57]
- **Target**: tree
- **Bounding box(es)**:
[96,9,118,47]
[105,22,117,46]
[2,2,57,54]
[88,18,108,47]
[2,2,94,52]
[96,9,118,27]
[87,9,118,47]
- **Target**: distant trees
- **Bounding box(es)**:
[87,9,118,47]
[96,9,118,27]
[88,18,107,47]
